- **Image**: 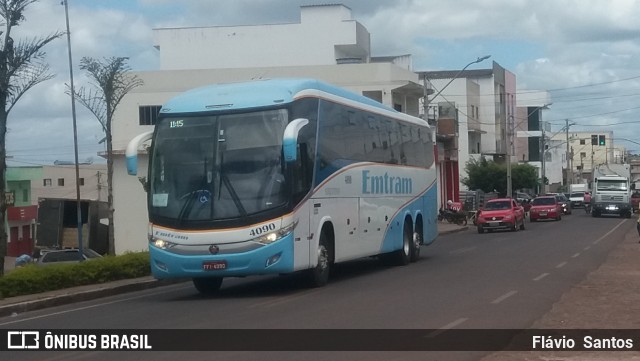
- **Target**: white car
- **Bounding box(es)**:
[568,192,585,209]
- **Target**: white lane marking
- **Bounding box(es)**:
[425,318,469,338]
[0,284,193,326]
[593,219,627,245]
[533,273,550,281]
[491,290,518,304]
[571,253,581,258]
[556,261,568,268]
[584,246,591,251]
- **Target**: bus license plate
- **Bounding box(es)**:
[203,260,227,271]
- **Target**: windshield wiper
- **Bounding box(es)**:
[176,158,213,226]
[217,151,247,217]
[221,173,247,217]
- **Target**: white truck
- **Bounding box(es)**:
[568,183,589,208]
[591,163,633,218]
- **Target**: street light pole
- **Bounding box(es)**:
[63,0,84,260]
[423,55,491,116]
[421,55,491,207]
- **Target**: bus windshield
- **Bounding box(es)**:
[596,180,628,191]
[149,109,288,224]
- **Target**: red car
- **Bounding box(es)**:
[529,196,563,221]
[476,198,526,233]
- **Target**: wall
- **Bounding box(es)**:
[153,5,370,70]
[113,155,149,253]
[36,165,107,202]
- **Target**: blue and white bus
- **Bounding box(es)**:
[126,78,438,294]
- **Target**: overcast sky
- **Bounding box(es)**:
[6,0,640,165]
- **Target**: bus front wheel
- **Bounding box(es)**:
[193,277,223,295]
[309,233,331,287]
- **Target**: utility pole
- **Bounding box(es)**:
[64,0,84,261]
[591,142,594,178]
[506,97,514,198]
[540,120,546,194]
[565,119,571,186]
[97,171,102,201]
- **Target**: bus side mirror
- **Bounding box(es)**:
[125,131,153,175]
[283,118,309,163]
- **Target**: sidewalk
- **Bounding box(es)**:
[480,223,640,360]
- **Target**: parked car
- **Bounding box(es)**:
[529,196,563,221]
[37,248,102,265]
[476,198,525,233]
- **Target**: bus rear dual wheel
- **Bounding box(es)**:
[389,219,418,266]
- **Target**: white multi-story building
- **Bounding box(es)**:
[420,63,515,202]
[111,4,425,253]
[514,91,556,193]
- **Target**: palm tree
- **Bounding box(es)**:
[68,56,143,255]
[0,0,63,276]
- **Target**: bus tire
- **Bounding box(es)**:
[193,277,223,295]
[309,232,331,287]
[409,232,422,262]
[393,220,412,266]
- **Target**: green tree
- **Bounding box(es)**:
[67,57,143,255]
[0,0,62,276]
[462,157,505,195]
[511,163,539,192]
[462,157,540,196]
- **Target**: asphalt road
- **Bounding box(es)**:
[1,210,634,361]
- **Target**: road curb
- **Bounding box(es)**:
[439,226,469,235]
[0,278,185,318]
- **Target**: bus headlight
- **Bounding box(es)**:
[253,221,297,245]
[150,237,176,250]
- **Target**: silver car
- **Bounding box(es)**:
[37,248,102,265]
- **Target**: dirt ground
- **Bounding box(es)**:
[480,223,640,360]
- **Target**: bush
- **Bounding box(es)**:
[0,252,150,299]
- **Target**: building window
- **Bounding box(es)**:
[43,178,51,186]
[139,105,162,125]
[79,178,85,186]
[58,178,64,186]
[580,152,587,158]
[580,139,585,145]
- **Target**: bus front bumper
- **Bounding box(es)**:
[149,234,295,279]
